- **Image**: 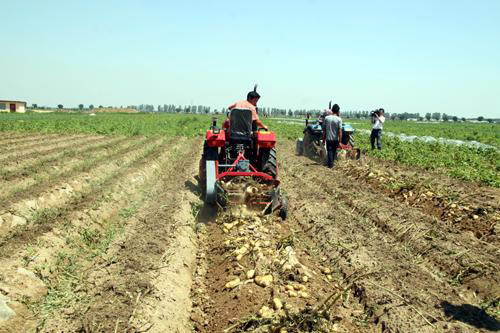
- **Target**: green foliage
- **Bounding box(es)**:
[0,112,213,137]
[356,135,499,188]
[345,120,499,148]
[1,113,498,187]
[265,118,499,187]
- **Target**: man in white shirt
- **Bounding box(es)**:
[370,108,385,150]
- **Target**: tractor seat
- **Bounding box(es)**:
[229,108,253,142]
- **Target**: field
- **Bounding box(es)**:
[267,119,499,187]
[0,113,499,333]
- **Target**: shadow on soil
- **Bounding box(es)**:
[441,301,500,331]
[197,204,218,223]
[185,178,218,223]
[185,179,202,197]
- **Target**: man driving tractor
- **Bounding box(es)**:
[228,87,268,131]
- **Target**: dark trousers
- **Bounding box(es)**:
[370,129,382,150]
[326,140,339,168]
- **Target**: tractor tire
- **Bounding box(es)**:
[303,131,316,158]
[260,148,278,179]
[296,139,304,156]
[200,142,219,203]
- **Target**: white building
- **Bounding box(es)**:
[0,100,27,113]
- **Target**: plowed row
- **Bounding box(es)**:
[188,140,499,333]
[0,134,203,332]
[0,134,498,333]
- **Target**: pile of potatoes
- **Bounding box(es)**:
[218,207,316,325]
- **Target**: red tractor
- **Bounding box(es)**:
[199,109,288,219]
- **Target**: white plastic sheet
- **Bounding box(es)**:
[358,129,496,150]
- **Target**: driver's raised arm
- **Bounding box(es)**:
[255,118,268,130]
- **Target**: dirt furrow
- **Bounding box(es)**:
[0,138,127,188]
[0,132,36,145]
[0,135,129,207]
[38,138,202,333]
[189,149,372,332]
[0,137,166,251]
[0,133,61,148]
[282,142,499,303]
[336,158,499,240]
[0,138,184,333]
[0,134,89,159]
[0,136,153,213]
[0,135,114,180]
[2,136,103,170]
[278,141,500,332]
[0,136,127,191]
[191,208,363,333]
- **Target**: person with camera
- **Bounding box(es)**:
[322,104,342,168]
[370,108,385,150]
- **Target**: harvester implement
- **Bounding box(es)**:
[199,110,287,220]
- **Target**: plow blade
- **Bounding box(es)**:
[215,178,286,218]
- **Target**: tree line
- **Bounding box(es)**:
[27,103,495,122]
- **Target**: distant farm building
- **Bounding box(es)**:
[0,100,27,113]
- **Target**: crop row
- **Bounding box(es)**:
[1,113,498,186]
[267,120,499,187]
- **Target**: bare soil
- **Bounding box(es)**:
[0,136,498,333]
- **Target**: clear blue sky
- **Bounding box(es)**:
[1,0,499,117]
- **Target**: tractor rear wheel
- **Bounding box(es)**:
[296,139,304,156]
[260,148,278,179]
[200,142,219,204]
[303,131,316,158]
[205,160,217,204]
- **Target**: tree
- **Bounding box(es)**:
[461,117,466,122]
[487,119,493,123]
[78,104,84,110]
[452,116,458,122]
[442,113,449,122]
[32,103,38,109]
[89,104,94,110]
[477,116,484,121]
[431,112,441,121]
[99,105,103,108]
[425,113,431,121]
[57,104,63,109]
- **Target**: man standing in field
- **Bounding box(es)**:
[228,90,268,130]
[322,104,342,168]
[370,108,385,150]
